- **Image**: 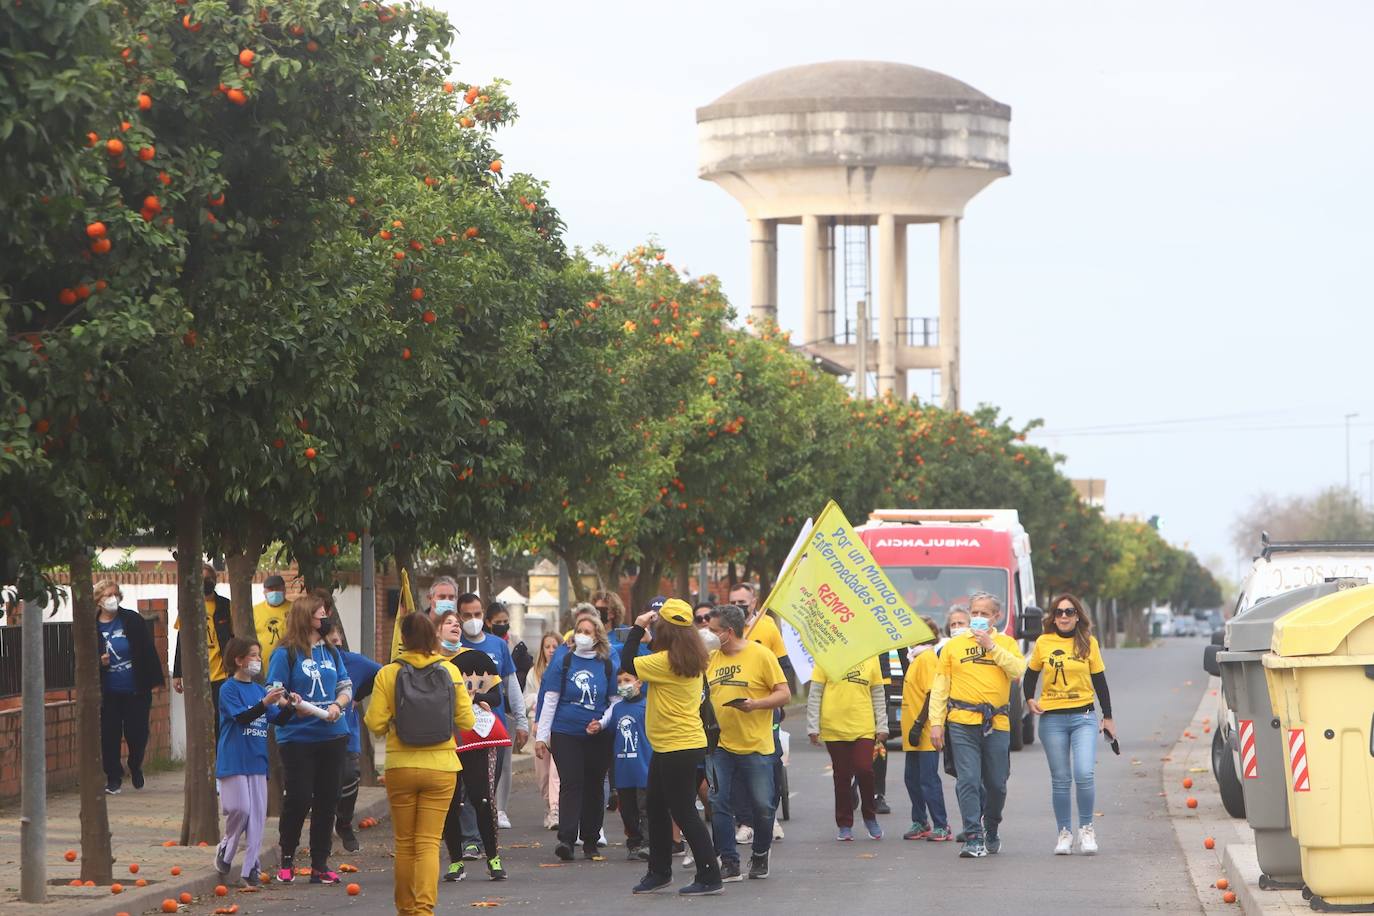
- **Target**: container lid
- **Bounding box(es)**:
[1271,582,1374,657]
[1226,581,1349,652]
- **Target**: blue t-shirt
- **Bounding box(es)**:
[98,616,137,695]
[337,649,381,754]
[612,696,651,789]
[540,646,613,736]
[217,678,277,777]
[461,632,516,726]
[266,643,352,744]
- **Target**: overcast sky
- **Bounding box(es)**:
[434,0,1374,578]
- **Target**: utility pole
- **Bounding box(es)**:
[697,554,710,605]
[21,598,47,902]
[1346,413,1359,493]
[359,531,375,659]
[557,557,570,630]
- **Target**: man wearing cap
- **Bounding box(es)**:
[621,597,722,897]
[254,574,290,667]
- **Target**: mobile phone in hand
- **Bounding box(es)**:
[723,698,749,709]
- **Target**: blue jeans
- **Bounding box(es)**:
[1038,710,1098,829]
[708,751,776,864]
[947,723,1010,841]
[902,750,948,829]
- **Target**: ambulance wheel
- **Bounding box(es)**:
[1021,711,1035,747]
[1008,690,1025,752]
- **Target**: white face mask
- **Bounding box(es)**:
[700,629,721,652]
[573,633,595,651]
[462,618,484,638]
[244,660,262,677]
[949,626,970,639]
[100,596,120,612]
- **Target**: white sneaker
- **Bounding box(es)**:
[497,811,512,830]
[735,824,754,844]
[1054,827,1073,855]
[772,821,784,841]
[682,851,694,869]
[1078,824,1097,855]
[597,828,608,848]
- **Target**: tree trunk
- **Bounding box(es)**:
[727,561,738,591]
[224,513,269,638]
[674,555,691,599]
[630,556,663,614]
[473,534,495,604]
[176,486,220,845]
[266,732,285,818]
[70,550,113,884]
[359,720,379,786]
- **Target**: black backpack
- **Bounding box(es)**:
[392,659,456,746]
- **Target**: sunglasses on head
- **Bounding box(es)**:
[1054,607,1078,617]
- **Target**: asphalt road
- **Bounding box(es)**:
[211,639,1210,916]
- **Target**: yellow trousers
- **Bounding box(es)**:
[384,766,457,915]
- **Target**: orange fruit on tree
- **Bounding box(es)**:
[411,287,424,301]
[392,251,405,260]
[442,81,454,93]
[488,160,502,173]
[138,93,152,110]
[86,221,107,238]
[226,88,247,106]
[238,49,256,67]
[422,310,436,324]
[464,226,478,239]
[91,238,112,254]
[378,229,393,240]
[106,138,125,157]
[64,849,77,861]
[401,348,412,360]
[58,288,77,306]
[459,116,474,128]
[464,87,478,104]
[304,447,317,460]
[138,146,155,161]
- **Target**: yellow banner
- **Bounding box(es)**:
[761,500,935,681]
[389,568,417,661]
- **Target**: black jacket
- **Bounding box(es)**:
[172,592,234,682]
[99,607,166,694]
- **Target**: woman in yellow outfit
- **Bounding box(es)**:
[899,615,952,841]
[365,613,475,916]
[807,654,889,840]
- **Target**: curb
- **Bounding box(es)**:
[1223,842,1308,916]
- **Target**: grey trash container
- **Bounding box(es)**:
[1215,578,1366,891]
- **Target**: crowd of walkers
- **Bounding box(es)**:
[96,570,1116,913]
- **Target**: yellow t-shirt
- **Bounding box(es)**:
[635,650,707,753]
[934,632,1021,731]
[747,612,789,659]
[175,598,226,681]
[900,648,938,752]
[813,655,883,742]
[1027,633,1104,711]
[706,642,786,755]
[253,599,287,663]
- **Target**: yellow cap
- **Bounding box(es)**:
[658,598,694,628]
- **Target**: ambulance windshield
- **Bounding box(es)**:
[886,566,1009,629]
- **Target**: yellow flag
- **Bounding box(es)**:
[389,568,418,661]
[760,500,935,681]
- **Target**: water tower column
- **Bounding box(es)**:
[818,221,835,342]
[876,213,898,396]
[801,214,822,346]
[939,216,961,410]
[749,218,778,328]
[892,221,908,401]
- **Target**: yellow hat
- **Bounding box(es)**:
[656,597,694,628]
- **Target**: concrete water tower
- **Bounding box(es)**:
[696,61,1010,407]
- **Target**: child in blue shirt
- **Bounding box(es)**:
[607,670,651,859]
[216,637,296,886]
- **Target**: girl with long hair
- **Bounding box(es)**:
[1025,593,1116,855]
[526,632,563,830]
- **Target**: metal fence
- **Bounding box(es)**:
[0,622,76,699]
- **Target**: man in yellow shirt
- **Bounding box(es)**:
[172,563,235,710]
[704,605,789,881]
[253,574,289,670]
[733,582,793,845]
[929,592,1026,859]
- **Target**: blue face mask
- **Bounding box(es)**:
[440,638,461,654]
[265,591,285,607]
[434,599,457,616]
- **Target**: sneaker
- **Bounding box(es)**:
[236,874,258,889]
[1054,828,1073,856]
[554,843,574,862]
[627,845,648,862]
[131,768,145,790]
[682,851,694,869]
[632,872,672,895]
[544,811,559,830]
[748,852,770,880]
[927,826,953,842]
[719,860,742,882]
[903,822,932,841]
[836,827,854,842]
[487,856,506,880]
[497,811,512,830]
[679,880,724,896]
[735,823,754,844]
[985,833,1002,855]
[772,821,784,841]
[462,842,482,861]
[671,840,686,855]
[214,840,231,876]
[959,839,987,858]
[310,869,340,885]
[444,862,466,882]
[1078,824,1098,856]
[875,794,891,815]
[336,823,360,853]
[583,846,606,862]
[275,856,295,884]
[864,818,883,840]
[105,781,121,795]
[597,828,608,848]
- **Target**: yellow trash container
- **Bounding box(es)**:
[1262,584,1374,911]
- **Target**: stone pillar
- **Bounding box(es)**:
[892,220,908,401]
[749,218,778,330]
[939,216,961,410]
[876,213,898,396]
[818,221,835,342]
[801,214,821,347]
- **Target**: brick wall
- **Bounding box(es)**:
[0,609,172,803]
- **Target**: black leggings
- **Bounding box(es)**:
[647,747,719,884]
[278,736,347,870]
[100,690,152,783]
[550,731,612,852]
[445,749,499,861]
